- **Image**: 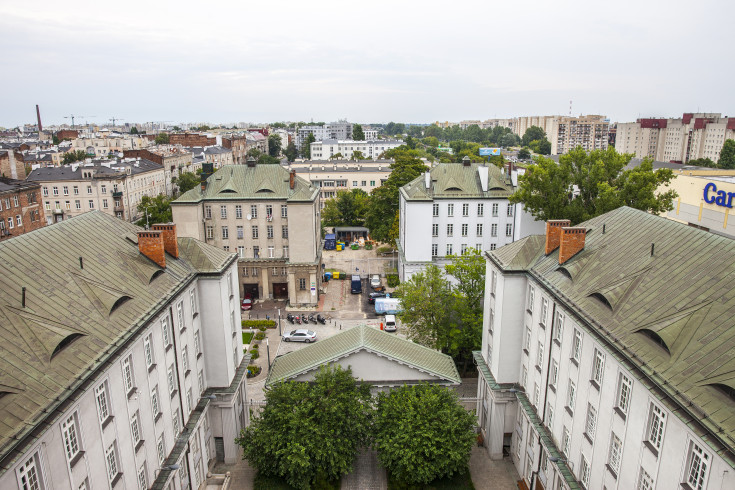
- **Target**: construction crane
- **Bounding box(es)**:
[109,117,125,126]
[64,114,84,128]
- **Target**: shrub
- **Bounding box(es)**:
[246,365,262,378]
[254,331,266,341]
[376,245,393,255]
[242,319,277,330]
[365,243,373,250]
[250,350,260,360]
[387,274,400,287]
[251,343,260,350]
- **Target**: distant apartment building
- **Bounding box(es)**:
[514,115,609,155]
[171,162,322,306]
[23,149,62,167]
[296,121,353,149]
[0,177,45,240]
[0,149,26,179]
[222,134,248,164]
[27,158,166,224]
[246,131,268,154]
[72,134,152,157]
[310,139,403,160]
[187,146,234,170]
[398,160,544,281]
[289,160,392,205]
[362,127,379,140]
[169,132,217,146]
[55,129,79,140]
[616,113,735,163]
[124,146,195,195]
[0,212,248,490]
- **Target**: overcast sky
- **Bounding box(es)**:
[1,0,733,128]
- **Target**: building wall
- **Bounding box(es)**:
[72,136,151,157]
[0,150,26,179]
[292,163,390,203]
[662,172,735,238]
[0,183,45,240]
[310,140,402,160]
[0,261,247,490]
[169,133,216,146]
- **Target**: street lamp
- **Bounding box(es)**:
[266,337,271,368]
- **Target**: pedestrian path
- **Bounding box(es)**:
[340,449,387,490]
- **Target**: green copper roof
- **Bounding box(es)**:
[266,325,461,386]
[0,211,235,469]
[173,164,319,203]
[489,206,735,459]
[490,235,546,272]
[400,162,513,201]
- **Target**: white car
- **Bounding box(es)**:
[370,274,381,289]
[283,329,317,343]
[384,315,397,332]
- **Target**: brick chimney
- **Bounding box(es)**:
[290,170,295,189]
[558,227,587,264]
[152,223,179,258]
[137,231,166,268]
[545,219,571,255]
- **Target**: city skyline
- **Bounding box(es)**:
[1,0,733,128]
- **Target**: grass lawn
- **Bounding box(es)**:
[242,331,254,344]
[387,467,474,490]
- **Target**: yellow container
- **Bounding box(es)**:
[333,271,339,279]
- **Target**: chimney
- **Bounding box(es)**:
[545,219,571,255]
[137,231,166,268]
[558,227,587,264]
[424,171,431,189]
[247,156,256,167]
[462,156,471,166]
[290,170,295,189]
[152,223,179,258]
[478,165,488,192]
[36,105,43,132]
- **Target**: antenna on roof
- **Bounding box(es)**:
[650,243,655,257]
[22,287,26,308]
[79,256,84,269]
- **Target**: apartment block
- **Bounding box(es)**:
[289,160,392,205]
[0,177,45,240]
[296,121,353,149]
[124,146,195,195]
[310,139,403,161]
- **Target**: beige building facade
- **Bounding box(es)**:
[72,134,151,157]
[288,160,392,205]
[172,163,322,306]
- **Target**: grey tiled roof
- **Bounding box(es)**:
[400,162,513,201]
[26,159,163,182]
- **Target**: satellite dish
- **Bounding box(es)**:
[247,214,252,220]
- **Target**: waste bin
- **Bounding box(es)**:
[324,272,332,281]
[332,271,339,279]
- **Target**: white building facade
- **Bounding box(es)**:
[310,139,403,161]
[397,161,544,281]
[0,213,249,490]
[476,208,735,490]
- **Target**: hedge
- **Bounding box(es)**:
[254,331,266,341]
[242,319,277,330]
[387,274,400,287]
[247,365,262,378]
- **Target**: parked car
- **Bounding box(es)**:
[283,329,317,343]
[370,274,381,289]
[384,314,398,332]
[368,292,387,304]
[241,296,253,311]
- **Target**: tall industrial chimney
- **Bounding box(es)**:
[36,105,42,132]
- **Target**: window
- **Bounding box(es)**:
[282,226,288,238]
[235,205,242,218]
[580,456,590,487]
[431,244,438,256]
[492,203,499,216]
[616,373,632,414]
[220,205,227,219]
[186,388,193,413]
[352,180,358,186]
[95,381,110,422]
[253,246,259,258]
[547,404,554,428]
[585,403,597,439]
[536,341,544,367]
[608,433,622,475]
[204,205,212,219]
[562,426,570,456]
[18,454,43,490]
[283,246,289,258]
[370,180,375,186]
[16,215,22,227]
[75,200,82,210]
[206,226,213,239]
[592,349,605,385]
[572,328,582,363]
[507,204,514,217]
[567,380,576,411]
[102,199,108,209]
[477,203,484,216]
[446,244,453,256]
[281,204,287,218]
[554,311,565,343]
[167,364,177,396]
[172,408,180,435]
[447,224,453,236]
[162,317,171,347]
[7,217,12,229]
[476,223,483,236]
[524,327,531,352]
[521,365,528,388]
[63,186,69,196]
[144,334,154,368]
[432,203,439,216]
[182,346,190,373]
[105,443,119,482]
[265,225,273,239]
[550,360,559,387]
[138,465,147,490]
[131,410,141,446]
[491,224,497,236]
[252,226,259,238]
[198,370,205,394]
[646,403,666,452]
[527,285,535,312]
[122,355,135,393]
[491,271,497,295]
[540,299,548,327]
[250,205,258,218]
[157,435,166,467]
[533,383,540,408]
[266,204,273,218]
[52,186,59,196]
[61,413,81,461]
[432,223,438,236]
[299,278,306,290]
[637,467,653,490]
[222,226,229,239]
[462,203,469,216]
[43,186,48,196]
[461,223,468,236]
[101,185,107,194]
[447,203,454,216]
[151,386,160,416]
[194,330,201,356]
[506,223,513,236]
[88,200,94,209]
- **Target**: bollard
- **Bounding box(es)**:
[340,324,342,330]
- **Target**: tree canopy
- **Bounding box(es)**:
[283,141,298,162]
[395,265,453,349]
[129,127,139,134]
[135,194,172,228]
[510,146,678,225]
[267,134,282,157]
[522,126,546,146]
[352,150,365,161]
[321,189,369,227]
[374,384,476,485]
[719,139,735,169]
[301,133,316,159]
[173,171,199,195]
[517,147,531,160]
[154,133,170,145]
[236,366,372,490]
[353,124,365,141]
[62,150,87,164]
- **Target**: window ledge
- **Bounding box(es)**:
[590,380,600,391]
[185,369,191,377]
[180,327,187,334]
[69,450,85,468]
[535,365,542,374]
[643,440,659,458]
[148,363,157,373]
[569,357,579,367]
[193,312,199,319]
[170,389,178,399]
[613,406,627,422]
[526,308,533,315]
[583,432,594,445]
[549,384,556,394]
[539,322,546,329]
[196,352,203,360]
[565,406,574,417]
[111,472,123,487]
[605,464,618,480]
[523,348,529,356]
[127,387,137,400]
[553,339,561,347]
[165,344,172,352]
[101,415,114,429]
[154,412,163,423]
[135,439,145,452]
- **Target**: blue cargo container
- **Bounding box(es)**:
[374,298,403,315]
[324,234,336,250]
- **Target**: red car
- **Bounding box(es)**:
[241,295,253,311]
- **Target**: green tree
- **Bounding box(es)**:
[395,265,453,348]
[130,127,139,134]
[283,142,298,162]
[464,124,484,142]
[353,124,365,141]
[374,384,476,486]
[718,139,735,169]
[173,171,199,195]
[500,132,521,148]
[510,146,677,225]
[517,147,531,160]
[236,366,372,490]
[62,150,87,164]
[423,136,439,147]
[329,152,344,160]
[52,135,60,145]
[423,124,442,139]
[135,194,172,228]
[687,157,717,168]
[352,150,365,161]
[173,126,181,131]
[321,189,369,227]
[267,134,282,157]
[154,133,170,144]
[302,133,316,159]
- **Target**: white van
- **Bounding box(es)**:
[384,314,397,332]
